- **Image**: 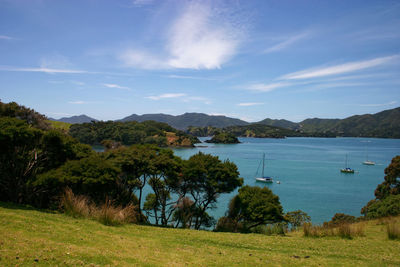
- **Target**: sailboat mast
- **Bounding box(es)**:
[262,153,265,177]
[345,154,348,168]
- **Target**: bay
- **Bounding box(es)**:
[173,137,400,224]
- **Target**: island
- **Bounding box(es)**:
[205,132,240,144]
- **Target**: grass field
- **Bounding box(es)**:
[47,120,72,132]
[0,202,399,266]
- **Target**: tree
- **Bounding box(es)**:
[374,155,400,200]
[285,210,311,230]
[361,155,400,218]
[182,152,243,229]
[218,185,284,232]
[146,149,183,226]
[34,154,136,207]
[106,145,158,217]
[0,101,50,130]
[0,117,43,203]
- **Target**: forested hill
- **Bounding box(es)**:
[298,107,400,138]
[52,106,399,138]
[256,107,400,138]
[55,114,98,124]
[256,118,299,130]
[120,112,249,130]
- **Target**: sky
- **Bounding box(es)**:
[0,0,399,122]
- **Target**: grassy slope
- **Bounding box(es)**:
[47,120,72,132]
[0,202,399,266]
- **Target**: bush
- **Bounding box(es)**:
[386,218,400,240]
[60,189,139,226]
[303,222,364,239]
[60,188,91,218]
[95,199,138,226]
[361,195,400,219]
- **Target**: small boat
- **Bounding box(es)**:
[341,154,355,173]
[255,153,273,183]
[363,160,375,165]
[362,146,375,165]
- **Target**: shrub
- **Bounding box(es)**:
[60,189,139,226]
[303,222,364,239]
[386,218,400,240]
[338,224,352,239]
[94,199,138,226]
[60,188,91,218]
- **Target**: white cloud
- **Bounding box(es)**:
[358,101,397,107]
[264,32,310,54]
[146,93,186,100]
[281,55,399,80]
[0,66,88,74]
[0,35,13,40]
[244,82,291,92]
[237,102,264,106]
[119,50,167,69]
[103,83,130,90]
[167,2,239,69]
[120,2,242,70]
[68,101,87,104]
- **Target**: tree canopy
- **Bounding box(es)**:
[216,185,284,232]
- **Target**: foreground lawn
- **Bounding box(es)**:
[0,202,399,266]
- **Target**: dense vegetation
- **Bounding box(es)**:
[259,107,400,138]
[69,120,199,147]
[188,124,301,138]
[205,132,240,144]
[361,155,400,219]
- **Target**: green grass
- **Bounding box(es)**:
[1,202,399,266]
[47,120,71,132]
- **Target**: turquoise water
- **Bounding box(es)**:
[173,137,400,224]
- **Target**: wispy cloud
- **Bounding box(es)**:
[358,101,397,107]
[0,66,88,74]
[244,82,291,92]
[131,0,153,6]
[264,32,310,54]
[237,102,264,106]
[0,35,14,40]
[103,83,131,90]
[146,93,186,100]
[120,2,242,70]
[281,55,399,80]
[68,101,87,105]
[164,74,217,81]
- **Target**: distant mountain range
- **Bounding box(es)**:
[52,114,97,124]
[51,107,400,138]
[119,112,248,129]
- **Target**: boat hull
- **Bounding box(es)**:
[340,168,354,173]
[363,161,375,165]
[256,177,273,183]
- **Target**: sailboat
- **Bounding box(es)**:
[340,154,355,173]
[255,153,273,183]
[362,146,375,165]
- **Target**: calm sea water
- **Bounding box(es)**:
[173,137,400,224]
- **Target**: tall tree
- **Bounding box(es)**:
[146,149,183,226]
[183,152,243,229]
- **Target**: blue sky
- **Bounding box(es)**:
[0,0,399,122]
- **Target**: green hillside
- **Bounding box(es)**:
[1,202,399,266]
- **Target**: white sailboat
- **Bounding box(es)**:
[363,146,375,165]
[255,153,273,183]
